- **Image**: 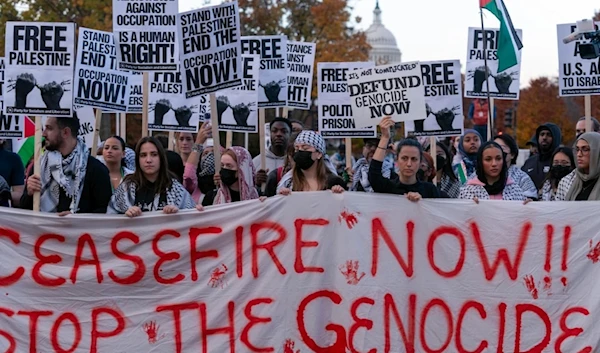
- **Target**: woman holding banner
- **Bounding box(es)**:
[102,136,134,192]
[277,131,346,195]
[201,146,260,206]
[565,133,600,201]
[458,141,526,202]
[368,117,439,201]
[107,137,195,217]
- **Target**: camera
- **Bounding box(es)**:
[563,19,600,59]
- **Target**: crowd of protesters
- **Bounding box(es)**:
[1,110,600,216]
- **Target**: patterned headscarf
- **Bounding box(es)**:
[124,147,136,171]
[199,152,216,177]
[295,130,326,154]
[214,146,259,204]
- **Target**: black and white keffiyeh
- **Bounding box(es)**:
[107,179,195,214]
[295,130,325,154]
[40,137,89,213]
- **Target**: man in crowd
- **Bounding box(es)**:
[525,135,538,157]
[331,143,356,176]
[575,116,600,138]
[21,114,112,214]
[521,123,562,190]
[0,139,25,207]
[254,117,292,188]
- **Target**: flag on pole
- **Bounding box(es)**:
[480,0,523,72]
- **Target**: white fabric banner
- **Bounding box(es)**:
[0,193,599,352]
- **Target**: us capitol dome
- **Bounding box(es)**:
[365,1,402,65]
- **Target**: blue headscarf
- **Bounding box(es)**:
[458,129,483,177]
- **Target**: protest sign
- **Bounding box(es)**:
[3,22,75,116]
[215,54,259,132]
[178,2,242,98]
[405,60,464,137]
[348,61,427,129]
[148,72,200,132]
[199,94,211,122]
[0,57,5,102]
[113,0,178,71]
[74,28,130,112]
[557,23,600,96]
[318,62,377,138]
[286,41,315,109]
[0,101,23,138]
[1,194,599,351]
[127,71,143,113]
[241,35,288,107]
[74,105,96,148]
[465,27,523,99]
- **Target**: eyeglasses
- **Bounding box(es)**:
[576,147,591,155]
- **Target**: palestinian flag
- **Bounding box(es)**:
[480,0,523,72]
[13,117,37,166]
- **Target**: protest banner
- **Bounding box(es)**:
[348,61,427,129]
[127,71,143,113]
[465,27,523,100]
[74,106,97,149]
[216,54,259,133]
[113,0,178,71]
[557,22,600,96]
[0,193,599,351]
[318,62,377,138]
[3,22,75,116]
[241,35,288,107]
[0,101,23,138]
[286,41,315,109]
[74,28,130,112]
[148,72,200,132]
[199,94,211,122]
[0,57,4,102]
[178,2,242,98]
[405,60,464,137]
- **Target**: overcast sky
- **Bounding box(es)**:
[179,0,599,87]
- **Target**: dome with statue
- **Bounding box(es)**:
[365,1,402,65]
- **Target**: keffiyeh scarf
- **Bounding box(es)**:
[214,146,259,205]
[40,137,89,213]
[107,179,195,214]
[351,158,373,192]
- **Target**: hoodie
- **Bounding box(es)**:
[521,123,562,190]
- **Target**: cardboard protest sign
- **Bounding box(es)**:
[178,2,242,98]
[318,62,377,138]
[405,60,464,137]
[74,105,96,148]
[286,41,315,109]
[74,28,130,112]
[1,194,600,351]
[113,0,178,71]
[348,61,427,129]
[0,101,23,138]
[0,57,4,102]
[557,23,600,96]
[465,27,523,99]
[214,54,259,132]
[148,72,200,132]
[3,22,75,116]
[241,35,288,107]
[127,71,143,113]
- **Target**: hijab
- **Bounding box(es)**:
[476,141,508,196]
[458,129,482,176]
[566,132,600,201]
[214,146,259,204]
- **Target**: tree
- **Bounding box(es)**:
[0,0,21,56]
[19,0,112,31]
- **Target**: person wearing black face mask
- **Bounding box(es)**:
[202,146,260,206]
[540,147,575,201]
[426,142,461,198]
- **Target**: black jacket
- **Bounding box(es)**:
[521,123,562,190]
[368,160,440,198]
[21,156,112,213]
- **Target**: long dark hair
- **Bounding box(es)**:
[430,142,457,182]
[125,136,173,193]
[544,146,575,188]
[493,134,519,165]
[476,141,508,191]
[292,157,329,191]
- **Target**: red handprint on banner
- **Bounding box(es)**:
[523,275,539,300]
[283,339,300,353]
[587,239,600,263]
[143,321,160,344]
[208,264,228,288]
[338,209,359,229]
[339,260,365,285]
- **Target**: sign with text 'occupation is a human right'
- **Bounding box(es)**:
[178,2,242,98]
[318,62,376,138]
[405,60,464,137]
[242,36,288,108]
[74,28,130,112]
[3,22,75,116]
[557,23,600,96]
[465,27,523,100]
[148,72,200,132]
[113,0,178,71]
[287,41,315,110]
[348,61,427,129]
